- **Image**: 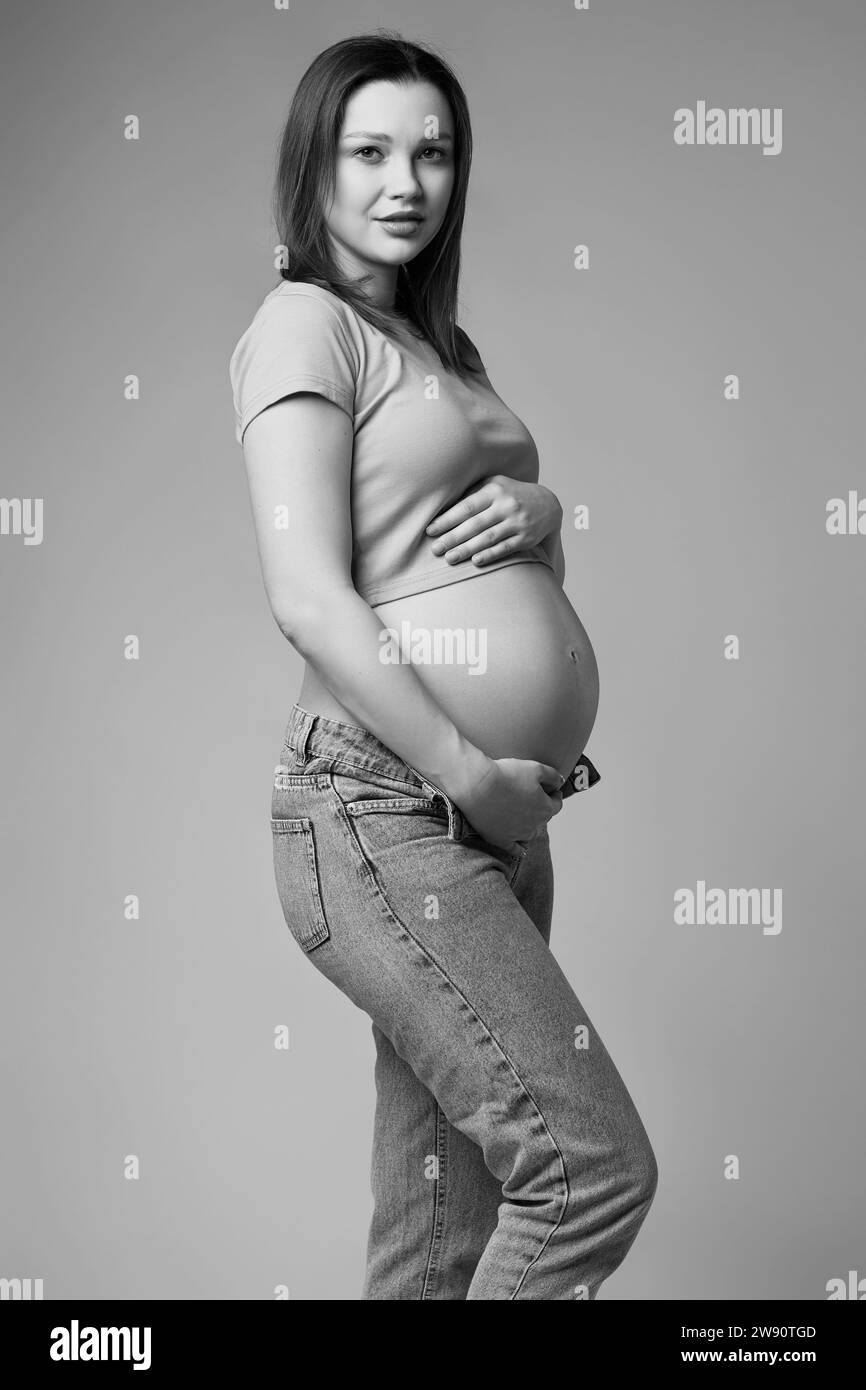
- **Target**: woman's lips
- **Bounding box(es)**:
[376,218,424,236]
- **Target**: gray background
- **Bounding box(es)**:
[2,0,863,1300]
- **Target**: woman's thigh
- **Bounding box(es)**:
[362,824,556,1298]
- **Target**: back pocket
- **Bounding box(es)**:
[270,817,330,952]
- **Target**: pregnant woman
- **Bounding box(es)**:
[229,31,657,1300]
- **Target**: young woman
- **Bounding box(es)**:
[229,31,657,1300]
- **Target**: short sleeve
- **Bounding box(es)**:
[229,289,358,445]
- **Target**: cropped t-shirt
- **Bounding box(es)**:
[228,280,555,607]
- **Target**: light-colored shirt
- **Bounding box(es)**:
[229,280,554,607]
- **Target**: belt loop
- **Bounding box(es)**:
[443,794,466,842]
[432,786,467,841]
[293,707,316,762]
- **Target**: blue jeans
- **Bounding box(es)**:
[270,704,658,1300]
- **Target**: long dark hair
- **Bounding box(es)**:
[272,29,483,378]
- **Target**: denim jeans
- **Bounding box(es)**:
[270,703,658,1300]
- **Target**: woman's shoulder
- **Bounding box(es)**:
[257,278,360,329]
[232,279,368,374]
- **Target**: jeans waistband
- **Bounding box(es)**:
[281,703,601,847]
[282,703,431,787]
[282,703,473,840]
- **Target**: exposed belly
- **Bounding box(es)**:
[298,561,600,779]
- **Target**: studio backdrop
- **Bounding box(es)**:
[1,0,863,1300]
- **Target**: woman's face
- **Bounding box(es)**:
[324,79,456,302]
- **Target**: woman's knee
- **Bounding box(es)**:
[494,1116,657,1293]
[510,1105,658,1214]
[580,1124,658,1227]
[625,1134,659,1218]
[556,1110,658,1226]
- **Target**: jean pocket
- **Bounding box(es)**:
[330,770,448,819]
[270,817,330,952]
[330,775,452,875]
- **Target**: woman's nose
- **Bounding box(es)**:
[383,161,423,197]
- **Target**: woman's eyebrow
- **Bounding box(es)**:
[340,130,454,142]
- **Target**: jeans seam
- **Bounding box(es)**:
[420,1105,449,1300]
[329,787,570,1297]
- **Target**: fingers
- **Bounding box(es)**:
[537,761,567,792]
[469,532,520,566]
[431,513,515,561]
[424,488,497,539]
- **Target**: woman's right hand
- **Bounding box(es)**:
[453,757,565,855]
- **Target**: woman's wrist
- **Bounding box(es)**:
[434,737,496,806]
[539,485,563,536]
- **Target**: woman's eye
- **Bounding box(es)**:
[353,146,447,162]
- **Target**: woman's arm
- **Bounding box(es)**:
[241,392,494,802]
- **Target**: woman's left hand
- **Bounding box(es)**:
[425,477,563,566]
